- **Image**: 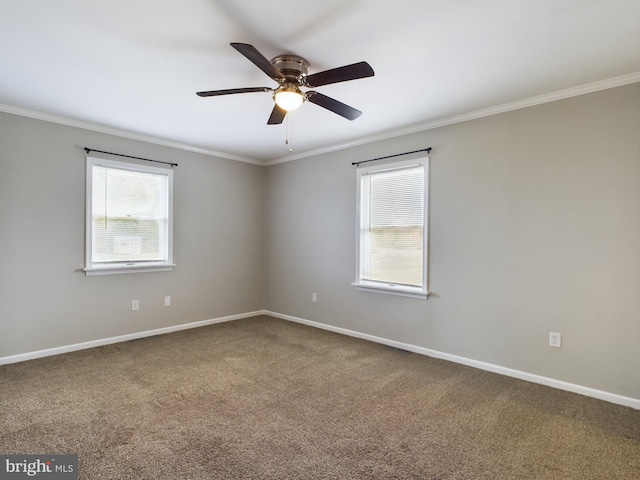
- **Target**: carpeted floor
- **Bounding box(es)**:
[1,315,639,479]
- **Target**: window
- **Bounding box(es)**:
[354,157,429,298]
[85,156,174,275]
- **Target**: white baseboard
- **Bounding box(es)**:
[0,310,265,366]
[3,309,638,410]
[265,311,640,411]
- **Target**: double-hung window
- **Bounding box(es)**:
[84,156,174,275]
[354,157,429,298]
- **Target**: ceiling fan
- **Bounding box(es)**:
[197,42,375,125]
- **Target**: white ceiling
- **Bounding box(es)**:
[1,0,639,164]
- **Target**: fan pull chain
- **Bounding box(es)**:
[286,113,293,154]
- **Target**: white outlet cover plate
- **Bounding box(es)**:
[549,332,562,348]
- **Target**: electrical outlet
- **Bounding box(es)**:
[164,296,171,307]
[132,299,140,311]
[312,292,317,303]
[549,332,562,348]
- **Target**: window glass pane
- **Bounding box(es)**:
[360,164,425,288]
[91,165,168,263]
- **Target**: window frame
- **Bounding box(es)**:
[84,155,175,276]
[353,157,429,299]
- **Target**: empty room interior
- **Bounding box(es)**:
[1,1,639,478]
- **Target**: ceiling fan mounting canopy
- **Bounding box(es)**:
[196,42,374,125]
[270,54,310,82]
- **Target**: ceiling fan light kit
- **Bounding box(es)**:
[274,83,305,111]
[196,42,374,124]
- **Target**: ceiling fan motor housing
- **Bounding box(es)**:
[197,43,372,123]
[270,54,310,83]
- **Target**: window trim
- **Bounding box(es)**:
[84,155,175,276]
[353,157,430,299]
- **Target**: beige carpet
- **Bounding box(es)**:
[1,315,639,479]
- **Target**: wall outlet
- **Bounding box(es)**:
[312,292,317,303]
[549,332,562,348]
[164,296,171,306]
[132,299,140,311]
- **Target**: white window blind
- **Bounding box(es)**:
[85,156,174,275]
[355,158,428,298]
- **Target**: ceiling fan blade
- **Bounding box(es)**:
[267,104,287,125]
[230,42,284,81]
[306,92,362,120]
[305,61,374,87]
[196,87,271,97]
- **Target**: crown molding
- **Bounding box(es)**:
[265,72,640,166]
[2,72,638,167]
[0,104,262,165]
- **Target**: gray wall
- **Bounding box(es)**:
[0,113,265,357]
[264,83,640,400]
[2,83,638,402]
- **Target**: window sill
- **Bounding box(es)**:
[84,264,176,276]
[352,282,429,299]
